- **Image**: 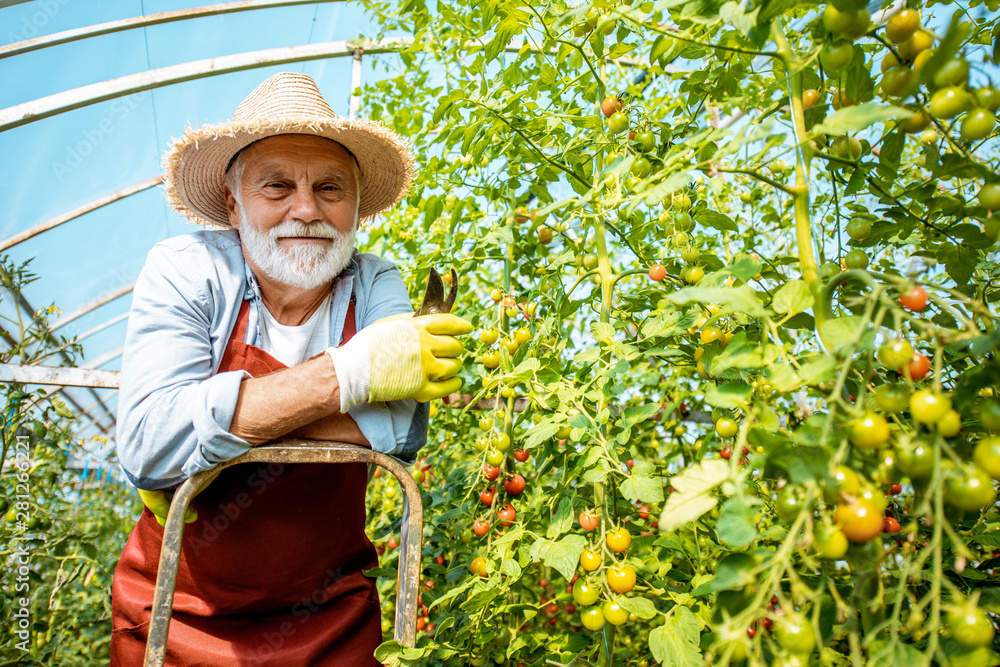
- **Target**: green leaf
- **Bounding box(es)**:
[649,606,702,666]
[665,285,766,317]
[546,497,575,539]
[658,459,730,532]
[772,280,814,316]
[621,460,665,503]
[619,595,658,619]
[624,403,661,428]
[939,242,980,286]
[362,566,398,579]
[49,395,75,420]
[818,315,873,351]
[705,382,752,409]
[812,105,913,136]
[716,498,758,548]
[524,420,560,448]
[529,535,587,580]
[694,208,739,232]
[691,553,757,595]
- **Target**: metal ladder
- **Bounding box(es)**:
[0,364,424,665]
[144,438,424,667]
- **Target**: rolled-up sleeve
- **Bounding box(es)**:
[116,244,252,490]
[351,258,429,464]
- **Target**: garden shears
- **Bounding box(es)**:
[414,268,458,317]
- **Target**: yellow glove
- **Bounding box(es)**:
[138,488,198,526]
[327,313,473,410]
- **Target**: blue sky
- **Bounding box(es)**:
[0,1,402,439]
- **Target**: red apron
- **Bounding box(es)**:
[111,297,382,666]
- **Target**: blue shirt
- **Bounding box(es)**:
[116,229,428,491]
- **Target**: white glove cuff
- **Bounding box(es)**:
[326,338,371,413]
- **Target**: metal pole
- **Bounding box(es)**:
[49,285,134,332]
[349,48,363,120]
[0,1,345,59]
[0,37,414,133]
[0,177,162,252]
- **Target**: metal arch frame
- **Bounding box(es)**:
[0,177,162,252]
[0,38,413,132]
[49,284,134,332]
[0,287,117,434]
[0,35,681,133]
[0,0,345,59]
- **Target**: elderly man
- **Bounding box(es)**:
[110,72,470,666]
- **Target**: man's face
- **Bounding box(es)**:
[224,134,360,290]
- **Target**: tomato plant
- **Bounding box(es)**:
[354,1,1000,665]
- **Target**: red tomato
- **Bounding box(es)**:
[903,353,931,380]
[648,263,667,282]
[498,503,517,527]
[638,504,650,519]
[883,516,902,533]
[483,464,500,481]
[513,449,530,462]
[480,486,496,506]
[472,519,490,536]
[579,511,599,531]
[504,474,526,496]
[899,285,928,312]
[387,535,399,550]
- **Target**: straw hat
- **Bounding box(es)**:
[162,72,413,226]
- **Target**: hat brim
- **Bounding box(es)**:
[162,117,413,226]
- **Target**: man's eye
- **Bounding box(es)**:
[266,182,288,189]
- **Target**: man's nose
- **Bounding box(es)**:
[287,186,323,222]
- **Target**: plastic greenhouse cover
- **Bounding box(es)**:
[0,1,407,446]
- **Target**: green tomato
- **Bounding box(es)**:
[775,486,809,522]
[932,58,970,88]
[973,85,1000,112]
[981,400,1000,431]
[974,438,1000,480]
[929,86,969,119]
[572,578,601,606]
[819,262,841,279]
[910,390,952,425]
[881,67,914,98]
[936,410,962,437]
[715,418,740,439]
[895,442,935,480]
[875,384,910,413]
[961,109,996,142]
[979,184,1000,211]
[820,41,855,71]
[635,131,657,152]
[845,218,872,240]
[486,450,504,466]
[602,600,629,626]
[844,249,869,270]
[849,413,890,449]
[878,339,914,369]
[814,525,849,559]
[608,112,629,135]
[631,156,652,178]
[775,615,817,654]
[823,6,869,40]
[682,266,704,285]
[945,466,997,511]
[946,604,995,648]
[581,607,606,631]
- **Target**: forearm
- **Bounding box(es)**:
[288,413,370,447]
[229,355,343,445]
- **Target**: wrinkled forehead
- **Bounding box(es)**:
[228,134,360,178]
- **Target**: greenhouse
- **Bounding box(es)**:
[1,0,999,664]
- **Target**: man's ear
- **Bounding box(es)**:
[223,184,241,229]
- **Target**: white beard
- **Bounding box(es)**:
[238,212,356,290]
